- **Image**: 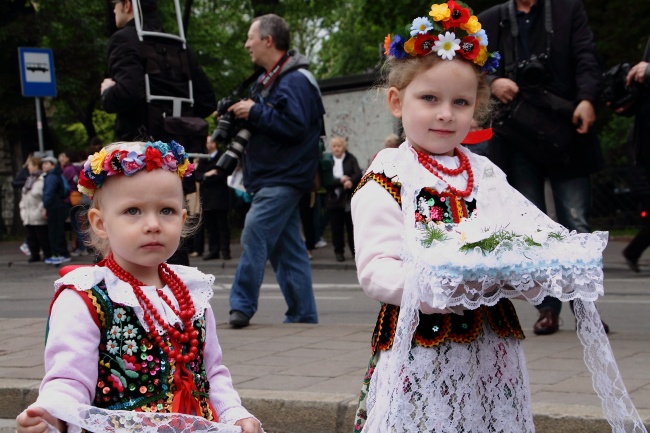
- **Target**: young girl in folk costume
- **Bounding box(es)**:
[16,141,262,433]
[352,2,646,432]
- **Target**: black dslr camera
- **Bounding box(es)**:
[517,53,548,87]
[212,96,252,176]
[600,63,641,114]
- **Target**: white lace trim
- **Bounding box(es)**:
[362,142,647,433]
[366,327,534,433]
[39,402,248,433]
[54,265,214,335]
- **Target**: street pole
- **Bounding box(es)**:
[35,96,44,154]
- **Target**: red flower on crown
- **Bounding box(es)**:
[145,146,163,172]
[442,0,471,30]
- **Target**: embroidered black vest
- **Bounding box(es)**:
[355,171,525,353]
[79,282,216,418]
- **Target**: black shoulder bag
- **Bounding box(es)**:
[492,0,575,166]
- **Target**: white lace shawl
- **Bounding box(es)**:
[360,142,647,433]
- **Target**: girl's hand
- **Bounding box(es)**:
[16,407,65,433]
[234,417,262,433]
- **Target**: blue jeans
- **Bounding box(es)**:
[229,185,318,323]
[508,150,592,314]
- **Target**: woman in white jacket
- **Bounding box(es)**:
[19,156,52,262]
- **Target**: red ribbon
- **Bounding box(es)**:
[170,342,219,421]
[461,128,493,144]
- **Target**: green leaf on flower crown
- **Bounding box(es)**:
[549,232,564,240]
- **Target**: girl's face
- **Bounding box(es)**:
[388,60,478,156]
[88,169,187,279]
[330,139,346,158]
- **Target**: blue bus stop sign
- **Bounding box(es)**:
[18,47,57,97]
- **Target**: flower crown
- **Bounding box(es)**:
[78,140,194,198]
[384,0,500,73]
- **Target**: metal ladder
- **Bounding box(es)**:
[132,0,194,117]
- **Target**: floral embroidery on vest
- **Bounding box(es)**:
[83,282,216,419]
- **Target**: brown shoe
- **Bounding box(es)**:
[533,308,559,335]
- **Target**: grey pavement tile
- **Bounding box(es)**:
[305,338,366,351]
[219,349,272,364]
[526,368,583,386]
[277,359,363,378]
[227,362,286,378]
[273,347,347,360]
[244,354,309,368]
[526,356,589,373]
[547,375,606,394]
[532,390,604,408]
[629,387,650,410]
[237,373,326,391]
[230,375,257,386]
[227,339,311,354]
[329,348,372,363]
[307,374,365,394]
[0,366,45,380]
[0,349,45,368]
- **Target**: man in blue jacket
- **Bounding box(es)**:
[226,13,324,328]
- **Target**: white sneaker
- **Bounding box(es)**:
[315,239,327,249]
[19,243,30,256]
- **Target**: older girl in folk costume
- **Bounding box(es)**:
[352,2,646,432]
[16,141,262,433]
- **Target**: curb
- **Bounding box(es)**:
[3,380,649,433]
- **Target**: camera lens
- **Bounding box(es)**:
[212,113,234,143]
[216,129,252,175]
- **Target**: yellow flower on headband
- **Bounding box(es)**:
[404,37,417,56]
[91,148,108,175]
[461,15,481,34]
[474,45,488,66]
[177,159,191,178]
[429,3,451,22]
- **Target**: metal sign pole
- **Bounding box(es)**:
[35,96,44,154]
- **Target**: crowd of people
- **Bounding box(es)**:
[12,0,650,432]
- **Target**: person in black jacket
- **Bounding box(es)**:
[41,156,71,265]
[622,37,650,272]
[100,0,216,142]
[194,135,231,261]
[479,0,606,335]
[325,136,361,262]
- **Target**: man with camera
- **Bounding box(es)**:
[479,0,607,335]
[224,14,325,328]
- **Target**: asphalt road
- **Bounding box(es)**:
[2,257,650,335]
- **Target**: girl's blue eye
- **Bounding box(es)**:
[126,208,139,215]
[455,99,469,106]
[161,208,174,215]
[423,95,436,102]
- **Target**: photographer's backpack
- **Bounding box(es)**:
[132,0,209,154]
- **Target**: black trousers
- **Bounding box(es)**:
[203,208,231,255]
[329,207,354,256]
[26,224,51,259]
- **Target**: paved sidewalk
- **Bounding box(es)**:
[1,238,649,433]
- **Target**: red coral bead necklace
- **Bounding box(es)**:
[415,148,474,198]
[105,255,199,365]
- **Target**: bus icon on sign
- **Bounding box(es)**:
[26,62,49,73]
